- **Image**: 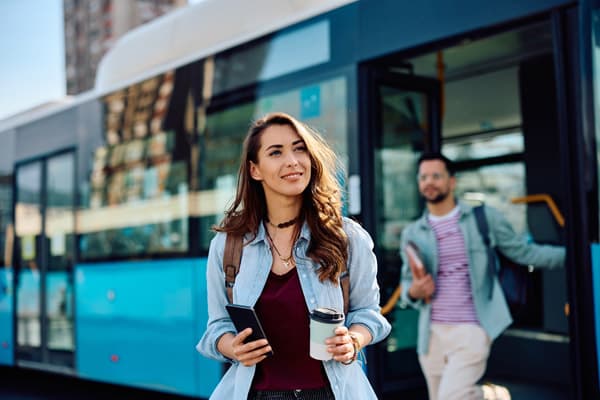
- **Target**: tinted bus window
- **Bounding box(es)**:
[213,20,330,95]
[79,71,190,260]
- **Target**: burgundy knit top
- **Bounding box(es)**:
[252,268,328,390]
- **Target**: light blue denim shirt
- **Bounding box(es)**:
[399,202,565,355]
[196,217,391,400]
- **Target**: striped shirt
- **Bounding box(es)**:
[428,207,479,324]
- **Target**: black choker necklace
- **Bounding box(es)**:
[266,216,299,229]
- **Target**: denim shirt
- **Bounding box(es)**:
[399,202,565,355]
[196,217,391,400]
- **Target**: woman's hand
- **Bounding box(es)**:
[325,326,356,364]
[218,329,272,366]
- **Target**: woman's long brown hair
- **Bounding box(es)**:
[215,112,348,283]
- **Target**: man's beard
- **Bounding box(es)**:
[425,190,449,204]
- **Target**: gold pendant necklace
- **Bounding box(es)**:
[278,253,294,269]
[265,226,294,269]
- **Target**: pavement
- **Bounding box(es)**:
[379,380,572,400]
[499,380,571,400]
[0,367,572,399]
[0,367,193,400]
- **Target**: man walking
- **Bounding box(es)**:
[400,152,565,400]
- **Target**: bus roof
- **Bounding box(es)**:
[0,0,355,132]
[95,0,357,93]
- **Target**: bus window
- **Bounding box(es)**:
[212,20,330,95]
[444,132,527,234]
[78,71,189,260]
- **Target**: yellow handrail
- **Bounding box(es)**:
[512,193,568,317]
[380,284,402,315]
[510,194,565,228]
[379,193,565,316]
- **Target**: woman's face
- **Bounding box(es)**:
[249,124,312,202]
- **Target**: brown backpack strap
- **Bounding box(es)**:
[340,262,349,315]
[223,234,244,304]
[224,232,348,312]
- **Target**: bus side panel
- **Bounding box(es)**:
[592,243,600,385]
[75,258,220,398]
[0,269,13,366]
[193,256,224,397]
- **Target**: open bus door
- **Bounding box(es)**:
[359,66,441,398]
[360,24,578,397]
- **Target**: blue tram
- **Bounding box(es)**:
[0,0,599,398]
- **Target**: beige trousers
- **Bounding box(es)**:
[418,323,491,400]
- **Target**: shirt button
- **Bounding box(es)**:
[301,273,306,278]
[310,298,315,303]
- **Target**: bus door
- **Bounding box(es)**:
[359,67,441,397]
[14,151,75,370]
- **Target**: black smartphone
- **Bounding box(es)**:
[225,304,273,356]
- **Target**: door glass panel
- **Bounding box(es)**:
[15,162,42,349]
[0,162,13,365]
[443,131,524,161]
[592,9,600,233]
[374,85,430,379]
[46,154,74,351]
[452,164,527,233]
[375,86,427,251]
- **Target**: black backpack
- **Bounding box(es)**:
[472,205,531,315]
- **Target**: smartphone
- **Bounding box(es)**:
[225,304,273,357]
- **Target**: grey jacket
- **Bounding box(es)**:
[399,201,565,355]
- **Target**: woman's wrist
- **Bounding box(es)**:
[216,332,235,360]
[342,332,361,365]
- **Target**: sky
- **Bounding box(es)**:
[0,0,209,122]
[0,0,65,121]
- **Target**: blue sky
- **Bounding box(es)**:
[0,0,65,121]
[0,1,208,122]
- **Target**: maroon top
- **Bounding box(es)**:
[252,268,328,390]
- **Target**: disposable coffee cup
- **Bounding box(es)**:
[309,307,345,360]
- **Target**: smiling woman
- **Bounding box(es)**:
[2,0,595,398]
[196,112,391,400]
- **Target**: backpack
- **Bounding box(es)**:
[472,206,531,315]
[222,234,350,314]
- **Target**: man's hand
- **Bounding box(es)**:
[408,273,435,301]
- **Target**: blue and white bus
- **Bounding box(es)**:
[0,0,599,398]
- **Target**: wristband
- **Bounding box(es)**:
[341,333,360,365]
